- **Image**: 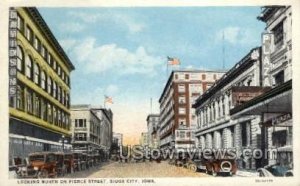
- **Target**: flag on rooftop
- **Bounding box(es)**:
[167,56,180,65]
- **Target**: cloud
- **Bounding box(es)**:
[67,11,145,34]
[216,26,258,45]
[59,22,85,33]
[65,37,163,76]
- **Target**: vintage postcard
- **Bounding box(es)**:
[0,0,300,186]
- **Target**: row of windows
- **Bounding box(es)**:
[17,45,70,108]
[197,94,230,127]
[12,84,70,130]
[17,13,70,86]
[174,73,218,81]
[75,119,87,128]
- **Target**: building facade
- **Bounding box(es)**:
[159,70,225,151]
[231,6,292,168]
[140,132,149,147]
[113,132,123,147]
[146,114,160,148]
[8,7,75,163]
[193,48,270,170]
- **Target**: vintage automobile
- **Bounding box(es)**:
[54,152,67,176]
[64,153,75,173]
[205,158,237,176]
[257,164,293,177]
[17,152,57,178]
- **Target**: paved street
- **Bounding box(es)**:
[65,161,211,178]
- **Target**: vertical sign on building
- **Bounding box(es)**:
[9,7,18,107]
[261,33,273,87]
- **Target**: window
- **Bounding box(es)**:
[53,107,57,125]
[53,81,57,98]
[185,74,189,80]
[34,96,40,117]
[66,94,69,107]
[47,103,52,123]
[273,21,284,47]
[53,60,57,70]
[25,55,32,79]
[26,90,33,114]
[47,53,52,65]
[179,131,185,138]
[33,63,40,84]
[58,66,61,76]
[213,74,217,80]
[17,46,24,72]
[41,45,46,58]
[57,86,61,102]
[274,70,284,85]
[75,133,86,141]
[25,25,33,43]
[58,110,61,126]
[179,107,186,115]
[78,119,87,128]
[47,76,52,94]
[202,74,206,80]
[178,84,185,92]
[174,74,178,79]
[179,96,185,104]
[33,36,40,51]
[41,99,47,120]
[62,71,65,81]
[62,91,65,104]
[16,86,24,110]
[17,14,24,33]
[222,97,225,116]
[179,119,186,126]
[41,71,46,89]
[241,123,248,147]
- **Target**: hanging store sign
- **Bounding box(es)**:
[263,113,292,127]
[262,33,273,87]
[9,8,18,107]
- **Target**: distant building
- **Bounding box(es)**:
[140,132,149,147]
[70,105,113,158]
[159,70,225,151]
[146,114,160,148]
[113,132,123,147]
[8,7,75,163]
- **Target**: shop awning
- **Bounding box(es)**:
[230,80,292,118]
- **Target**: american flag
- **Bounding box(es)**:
[105,95,113,104]
[167,56,180,65]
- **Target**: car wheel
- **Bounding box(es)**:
[190,164,197,172]
[37,170,48,178]
[211,167,217,177]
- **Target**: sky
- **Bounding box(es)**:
[39,6,265,145]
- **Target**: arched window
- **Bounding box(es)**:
[25,55,33,79]
[53,81,57,98]
[33,63,40,84]
[47,76,52,94]
[17,46,24,72]
[41,71,46,89]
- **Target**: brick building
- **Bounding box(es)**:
[159,70,225,151]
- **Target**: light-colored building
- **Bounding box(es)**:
[70,105,113,158]
[113,132,123,147]
[193,48,268,170]
[140,132,149,147]
[159,70,225,151]
[231,6,292,168]
[8,7,75,164]
[146,114,160,148]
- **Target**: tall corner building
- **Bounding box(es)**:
[8,7,75,161]
[159,70,225,151]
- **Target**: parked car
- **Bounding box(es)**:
[17,152,57,178]
[64,153,75,173]
[205,157,237,176]
[257,164,293,177]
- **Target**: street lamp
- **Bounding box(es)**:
[59,135,68,152]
